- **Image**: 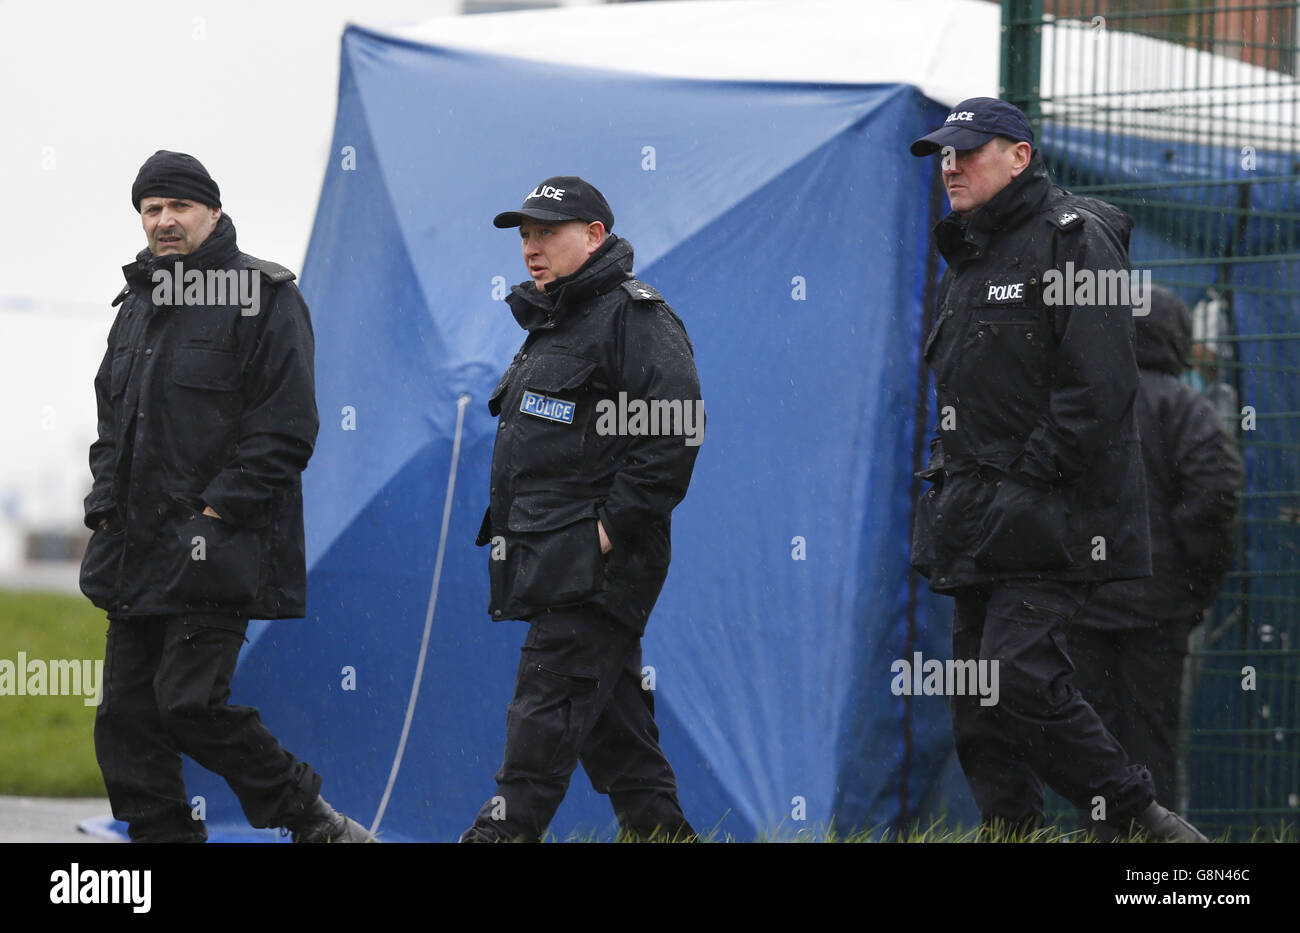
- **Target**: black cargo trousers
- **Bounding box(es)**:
[95,613,321,842]
[462,605,693,842]
[950,580,1157,833]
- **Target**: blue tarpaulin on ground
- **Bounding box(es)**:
[176,25,968,842]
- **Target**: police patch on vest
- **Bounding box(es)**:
[520,390,575,424]
[983,282,1026,303]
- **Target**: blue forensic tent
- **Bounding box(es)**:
[169,19,965,842]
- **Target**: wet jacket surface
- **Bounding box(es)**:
[1076,289,1243,627]
[911,151,1152,592]
[476,235,703,634]
[80,214,318,619]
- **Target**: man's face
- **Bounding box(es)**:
[140,197,221,256]
[941,139,1032,216]
[519,219,604,292]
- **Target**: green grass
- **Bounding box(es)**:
[3,587,1296,840]
[555,817,1299,842]
[0,589,108,796]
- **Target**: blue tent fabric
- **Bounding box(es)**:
[176,25,970,842]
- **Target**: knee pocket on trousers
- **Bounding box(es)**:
[505,664,600,776]
[156,698,214,735]
[994,628,1077,715]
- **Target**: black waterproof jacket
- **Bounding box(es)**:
[1074,288,1243,628]
[476,235,703,634]
[911,151,1152,591]
[79,214,318,619]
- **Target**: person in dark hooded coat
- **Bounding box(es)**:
[1069,285,1243,815]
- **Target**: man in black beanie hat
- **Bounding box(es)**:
[129,150,225,257]
[81,150,375,842]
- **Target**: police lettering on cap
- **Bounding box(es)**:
[909,98,1035,157]
[493,176,614,231]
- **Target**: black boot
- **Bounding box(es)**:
[286,796,379,843]
[1134,802,1208,843]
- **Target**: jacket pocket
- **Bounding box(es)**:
[488,366,512,417]
[475,505,493,547]
[912,470,990,574]
[168,500,262,606]
[110,349,133,397]
[523,353,599,395]
[602,518,669,584]
[972,477,1072,571]
[508,353,600,478]
[910,484,940,577]
[170,347,243,443]
[503,494,604,609]
[171,346,241,390]
[79,525,124,610]
[966,301,1051,392]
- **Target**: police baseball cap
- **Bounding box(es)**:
[909,98,1035,157]
[493,176,614,231]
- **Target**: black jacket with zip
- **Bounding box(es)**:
[476,234,703,634]
[79,214,318,619]
[911,151,1152,592]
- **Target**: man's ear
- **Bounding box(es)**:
[1009,141,1033,177]
[586,221,606,254]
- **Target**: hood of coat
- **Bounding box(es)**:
[507,234,634,332]
[122,212,241,289]
[1136,284,1193,375]
[1065,191,1135,251]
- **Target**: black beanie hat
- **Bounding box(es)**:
[131,151,221,211]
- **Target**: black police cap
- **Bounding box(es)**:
[493,176,614,231]
[910,98,1035,157]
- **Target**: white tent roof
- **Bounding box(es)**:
[374,0,1297,146]
[367,0,1002,105]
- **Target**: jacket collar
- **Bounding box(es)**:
[507,234,634,332]
[935,150,1053,263]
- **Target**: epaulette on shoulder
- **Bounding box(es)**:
[621,279,664,305]
[111,284,131,307]
[245,257,297,285]
[1047,207,1086,232]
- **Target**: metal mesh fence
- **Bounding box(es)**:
[1002,0,1299,838]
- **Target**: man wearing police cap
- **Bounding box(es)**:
[908,100,1207,840]
[81,150,373,842]
[461,176,703,842]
